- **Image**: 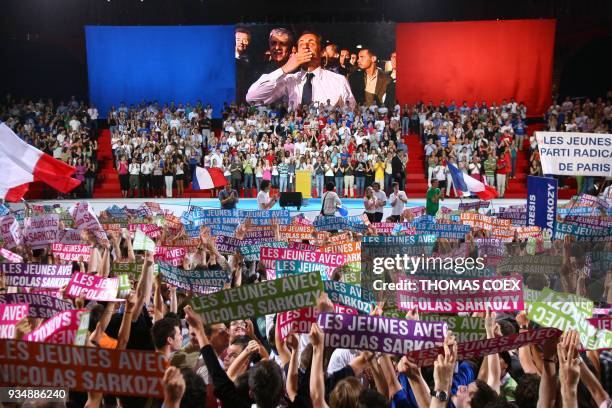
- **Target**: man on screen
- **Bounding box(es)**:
[338,48,355,76]
[268,28,293,68]
[235,27,252,104]
[349,48,394,109]
[246,31,356,109]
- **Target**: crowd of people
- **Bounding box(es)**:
[411,99,525,199]
[109,99,409,199]
[3,92,610,202]
[540,96,612,194]
[0,95,100,198]
[413,96,611,199]
[0,195,610,408]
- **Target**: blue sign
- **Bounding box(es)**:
[527,176,558,236]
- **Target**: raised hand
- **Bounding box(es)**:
[433,331,457,393]
[558,329,580,390]
[309,322,324,348]
[162,366,185,408]
[282,49,314,74]
[285,332,299,351]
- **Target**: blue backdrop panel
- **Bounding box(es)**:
[85,25,235,118]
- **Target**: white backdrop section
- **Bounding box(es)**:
[535,131,612,177]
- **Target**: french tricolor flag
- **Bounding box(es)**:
[447,162,498,200]
[0,122,81,202]
[192,166,227,190]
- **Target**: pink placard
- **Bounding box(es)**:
[408,327,561,366]
[23,309,84,344]
[397,276,524,313]
[277,303,358,341]
[65,272,119,301]
[0,303,29,339]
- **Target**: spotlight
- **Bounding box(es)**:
[356,44,362,49]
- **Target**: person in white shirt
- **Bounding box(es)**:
[371,182,387,222]
[140,156,153,196]
[363,186,377,223]
[68,115,81,132]
[128,158,141,198]
[246,32,355,109]
[320,181,342,216]
[388,182,408,222]
[257,180,277,210]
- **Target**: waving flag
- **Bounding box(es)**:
[447,162,498,200]
[192,166,227,190]
[0,122,81,201]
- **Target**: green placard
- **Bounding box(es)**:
[420,315,486,342]
[191,271,323,324]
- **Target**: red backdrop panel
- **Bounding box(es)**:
[396,19,556,117]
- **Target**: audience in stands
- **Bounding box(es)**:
[108,100,408,198]
[541,97,612,194]
[3,95,609,201]
[0,95,99,198]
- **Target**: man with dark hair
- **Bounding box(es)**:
[235,26,252,104]
[323,41,340,72]
[463,380,499,407]
[349,48,393,108]
[160,366,207,408]
[219,180,239,210]
[179,368,207,408]
[185,305,288,408]
[321,181,342,216]
[235,27,251,61]
[338,48,355,76]
[246,31,355,108]
[151,316,183,359]
[513,374,539,408]
[248,360,285,408]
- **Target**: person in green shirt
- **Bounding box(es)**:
[426,179,442,216]
[242,155,254,198]
[484,153,497,187]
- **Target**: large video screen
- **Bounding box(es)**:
[85,25,235,118]
[233,23,396,108]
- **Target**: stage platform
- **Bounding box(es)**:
[19,198,567,221]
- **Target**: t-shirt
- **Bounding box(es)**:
[497,158,508,174]
[321,191,341,216]
[390,191,407,216]
[373,190,387,213]
[219,189,238,209]
[257,190,271,210]
[426,187,440,216]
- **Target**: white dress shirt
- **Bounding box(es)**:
[246,67,356,109]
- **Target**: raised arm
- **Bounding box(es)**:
[309,323,329,408]
[516,312,540,374]
[484,308,501,394]
[430,331,458,408]
[537,334,559,408]
[132,251,154,321]
[89,301,116,346]
[245,69,288,105]
[558,330,580,408]
[579,354,610,407]
[285,333,300,402]
[153,275,167,322]
[116,293,137,350]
